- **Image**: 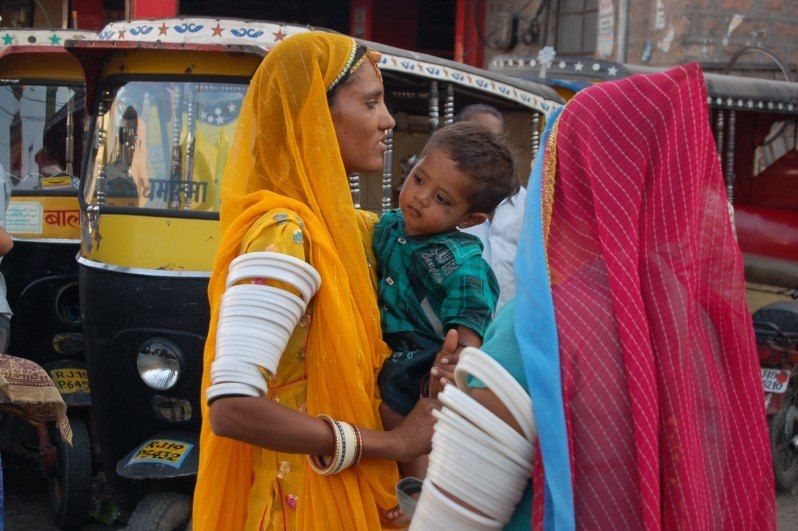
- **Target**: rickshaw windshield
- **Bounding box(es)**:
[0,82,84,192]
[84,80,247,213]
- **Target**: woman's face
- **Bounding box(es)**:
[330,63,395,174]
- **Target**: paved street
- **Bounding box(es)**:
[2,452,798,530]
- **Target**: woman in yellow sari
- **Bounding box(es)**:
[192,32,440,530]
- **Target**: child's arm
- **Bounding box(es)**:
[0,226,13,256]
[456,324,482,349]
[428,325,483,397]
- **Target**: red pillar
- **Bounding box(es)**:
[350,0,373,40]
[70,0,104,30]
[128,0,180,19]
[454,0,485,68]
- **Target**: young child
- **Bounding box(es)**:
[374,121,518,451]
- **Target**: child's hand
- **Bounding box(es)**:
[428,329,459,397]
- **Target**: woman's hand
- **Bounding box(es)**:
[387,397,441,462]
[428,329,459,397]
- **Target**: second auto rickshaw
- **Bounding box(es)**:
[0,28,98,528]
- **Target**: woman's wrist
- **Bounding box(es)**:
[359,426,406,462]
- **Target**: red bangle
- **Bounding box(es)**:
[352,425,363,466]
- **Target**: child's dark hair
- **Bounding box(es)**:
[422,122,519,214]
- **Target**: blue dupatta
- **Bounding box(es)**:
[513,106,574,531]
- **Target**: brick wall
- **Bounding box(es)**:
[679,0,797,69]
[485,0,797,71]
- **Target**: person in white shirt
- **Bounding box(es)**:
[456,104,525,311]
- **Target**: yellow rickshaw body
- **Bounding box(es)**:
[0,44,88,242]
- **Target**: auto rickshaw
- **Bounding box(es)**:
[491,51,798,491]
[68,17,563,527]
[0,28,98,528]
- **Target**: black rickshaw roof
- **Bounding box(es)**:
[490,55,798,115]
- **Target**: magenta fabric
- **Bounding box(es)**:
[543,63,775,530]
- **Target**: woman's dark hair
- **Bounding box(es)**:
[327,44,368,106]
[422,121,519,214]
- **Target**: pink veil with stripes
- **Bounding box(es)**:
[542,64,775,529]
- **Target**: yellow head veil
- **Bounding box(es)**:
[193,32,397,530]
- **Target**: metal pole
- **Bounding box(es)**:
[382,129,394,214]
[349,173,361,208]
[95,96,108,206]
[725,110,736,203]
[444,83,454,126]
[65,95,74,176]
[184,85,198,210]
[429,81,439,133]
[531,112,541,161]
[617,0,629,63]
[715,109,726,179]
[169,86,183,209]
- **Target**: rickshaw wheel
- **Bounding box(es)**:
[128,491,192,531]
[770,400,798,492]
[49,416,92,528]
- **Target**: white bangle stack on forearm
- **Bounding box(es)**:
[410,347,537,530]
[206,252,321,403]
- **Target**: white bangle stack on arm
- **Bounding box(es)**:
[206,252,321,403]
[410,347,538,530]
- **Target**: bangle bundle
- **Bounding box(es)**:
[410,347,537,530]
[206,252,321,404]
[307,415,363,475]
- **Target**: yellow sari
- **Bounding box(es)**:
[192,33,398,530]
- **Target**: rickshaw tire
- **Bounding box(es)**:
[770,402,798,492]
[49,416,92,528]
[127,492,192,531]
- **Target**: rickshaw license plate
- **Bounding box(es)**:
[128,440,194,468]
[761,368,791,394]
[50,368,90,394]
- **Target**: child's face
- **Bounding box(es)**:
[398,147,487,237]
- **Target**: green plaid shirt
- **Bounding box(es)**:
[373,209,499,340]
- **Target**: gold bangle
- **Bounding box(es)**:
[307,414,341,475]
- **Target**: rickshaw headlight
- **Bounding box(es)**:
[137,338,184,390]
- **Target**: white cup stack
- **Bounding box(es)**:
[206,252,321,403]
[410,347,537,530]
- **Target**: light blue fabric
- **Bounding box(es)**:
[471,300,527,389]
[514,107,574,531]
[468,108,574,531]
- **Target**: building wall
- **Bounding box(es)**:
[484,0,798,72]
[680,0,797,68]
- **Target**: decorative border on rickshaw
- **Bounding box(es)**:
[96,18,307,49]
[94,19,558,117]
[708,95,796,113]
[490,55,797,115]
[0,29,95,48]
[378,54,558,116]
[490,55,625,78]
